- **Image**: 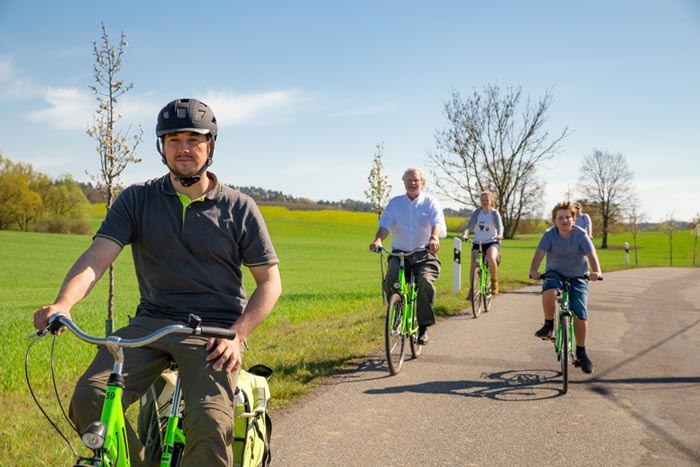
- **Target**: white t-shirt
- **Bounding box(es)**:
[473,209,499,244]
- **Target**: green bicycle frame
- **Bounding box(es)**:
[554,289,576,356]
[464,237,491,295]
[79,379,130,466]
[476,251,490,295]
[30,314,236,467]
[104,385,129,466]
[393,255,419,338]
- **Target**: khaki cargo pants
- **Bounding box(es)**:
[69,315,239,467]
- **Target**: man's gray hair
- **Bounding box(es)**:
[402,167,427,185]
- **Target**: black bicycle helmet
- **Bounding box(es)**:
[156,98,217,140]
[156,98,217,187]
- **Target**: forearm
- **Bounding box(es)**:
[234,265,282,341]
[588,251,602,273]
[373,227,389,242]
[529,250,546,274]
[54,241,116,310]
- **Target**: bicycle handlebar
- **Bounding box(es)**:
[459,236,501,246]
[536,272,603,282]
[29,313,236,345]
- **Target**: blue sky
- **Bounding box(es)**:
[1,0,698,222]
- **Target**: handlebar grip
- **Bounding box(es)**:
[198,326,237,340]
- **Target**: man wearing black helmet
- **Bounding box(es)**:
[33,98,282,466]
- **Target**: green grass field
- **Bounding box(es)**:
[0,207,697,464]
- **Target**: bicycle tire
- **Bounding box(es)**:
[560,315,569,394]
[409,301,423,358]
[472,268,483,318]
[385,293,406,375]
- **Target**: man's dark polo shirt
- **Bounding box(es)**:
[95,173,279,328]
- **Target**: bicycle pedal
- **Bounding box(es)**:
[573,360,580,367]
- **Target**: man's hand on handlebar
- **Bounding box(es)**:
[33,304,71,336]
[427,237,440,254]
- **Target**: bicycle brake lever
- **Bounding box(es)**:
[25,329,45,339]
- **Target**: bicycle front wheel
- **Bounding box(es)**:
[560,315,570,394]
[385,293,406,375]
[472,269,483,318]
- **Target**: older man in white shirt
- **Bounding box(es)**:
[369,167,447,344]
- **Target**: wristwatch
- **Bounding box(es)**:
[429,236,438,241]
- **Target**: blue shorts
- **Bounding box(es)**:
[542,272,589,320]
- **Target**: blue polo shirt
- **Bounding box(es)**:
[95,173,279,327]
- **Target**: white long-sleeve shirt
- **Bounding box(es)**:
[379,193,446,251]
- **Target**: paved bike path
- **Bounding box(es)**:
[271,268,700,466]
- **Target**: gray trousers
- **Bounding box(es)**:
[384,251,441,326]
[69,315,239,467]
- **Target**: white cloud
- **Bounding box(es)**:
[0,55,40,99]
[201,90,301,126]
[26,87,93,130]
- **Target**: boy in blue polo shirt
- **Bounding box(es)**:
[529,201,602,373]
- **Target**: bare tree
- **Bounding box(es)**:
[578,150,634,249]
[660,213,680,266]
[86,23,143,334]
[364,142,392,219]
[427,84,568,238]
[627,199,645,266]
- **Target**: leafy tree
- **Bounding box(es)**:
[0,155,44,230]
[45,175,91,218]
[428,84,568,238]
[86,23,143,333]
[578,150,635,249]
[364,142,392,219]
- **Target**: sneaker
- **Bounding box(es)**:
[491,280,499,295]
[534,323,554,339]
[576,351,594,374]
[417,326,429,345]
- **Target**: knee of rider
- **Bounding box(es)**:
[183,405,234,445]
[416,275,435,290]
[69,383,104,426]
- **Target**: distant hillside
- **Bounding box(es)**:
[231,185,374,212]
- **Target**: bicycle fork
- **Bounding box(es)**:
[406,278,418,336]
[78,344,130,466]
[555,311,575,363]
[161,377,186,466]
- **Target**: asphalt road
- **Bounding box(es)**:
[271,267,700,467]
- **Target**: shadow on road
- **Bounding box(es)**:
[364,369,566,401]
